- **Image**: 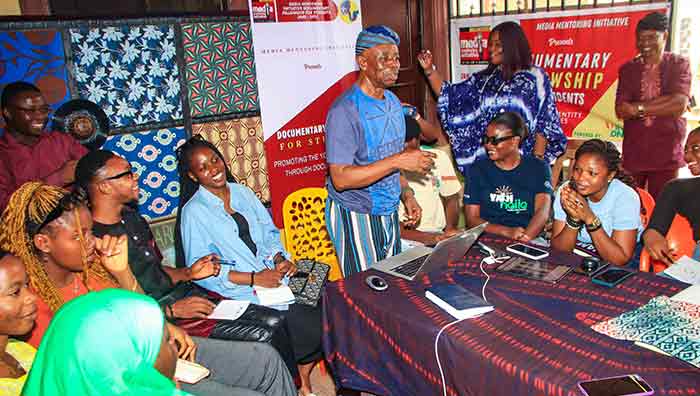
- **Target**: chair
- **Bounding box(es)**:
[282,187,342,281]
[639,214,695,273]
[636,187,656,229]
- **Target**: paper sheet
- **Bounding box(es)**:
[207,300,250,321]
[662,256,700,285]
[254,285,295,306]
[671,284,700,305]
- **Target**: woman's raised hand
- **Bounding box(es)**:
[417,49,434,72]
[560,185,594,223]
[96,234,129,274]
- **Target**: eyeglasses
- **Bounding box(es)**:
[481,134,516,146]
[100,169,135,182]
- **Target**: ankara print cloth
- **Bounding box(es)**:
[193,117,270,203]
[0,30,70,130]
[69,25,183,129]
[182,22,259,118]
[437,66,567,176]
[102,127,186,220]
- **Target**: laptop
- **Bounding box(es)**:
[373,222,487,281]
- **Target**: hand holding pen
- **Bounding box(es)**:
[189,253,221,280]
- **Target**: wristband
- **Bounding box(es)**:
[565,216,583,230]
[273,252,285,265]
[250,272,255,287]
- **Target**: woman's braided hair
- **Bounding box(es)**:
[574,139,637,194]
[0,182,115,312]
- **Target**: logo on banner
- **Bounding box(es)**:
[339,0,360,23]
[459,27,489,65]
[251,0,276,23]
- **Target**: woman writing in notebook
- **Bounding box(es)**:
[550,140,643,266]
[175,136,322,396]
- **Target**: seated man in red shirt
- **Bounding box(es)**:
[0,81,87,211]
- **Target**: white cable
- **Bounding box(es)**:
[480,257,491,303]
[435,318,466,396]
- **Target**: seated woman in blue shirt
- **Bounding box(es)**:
[174,136,321,396]
[551,139,642,266]
[465,112,552,242]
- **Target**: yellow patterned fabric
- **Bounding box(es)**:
[282,188,342,281]
[193,117,270,203]
[0,340,35,396]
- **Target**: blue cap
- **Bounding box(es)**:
[355,25,400,56]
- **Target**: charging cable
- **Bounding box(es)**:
[435,318,466,396]
[477,243,509,303]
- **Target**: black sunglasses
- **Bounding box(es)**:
[481,134,516,146]
[101,169,134,182]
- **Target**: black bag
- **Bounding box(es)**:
[288,259,330,307]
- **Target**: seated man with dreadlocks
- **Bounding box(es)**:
[75,149,298,377]
[0,182,298,396]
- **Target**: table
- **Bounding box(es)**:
[321,234,700,396]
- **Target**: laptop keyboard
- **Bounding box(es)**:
[390,255,429,277]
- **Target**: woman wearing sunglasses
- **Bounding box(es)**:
[464,112,552,242]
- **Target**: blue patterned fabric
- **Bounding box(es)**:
[69,25,182,129]
[0,30,70,112]
[101,127,186,220]
[592,296,700,368]
[437,66,567,176]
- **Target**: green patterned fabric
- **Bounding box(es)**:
[182,22,259,118]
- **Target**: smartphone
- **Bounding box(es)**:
[506,243,549,260]
[578,374,653,396]
[591,268,635,287]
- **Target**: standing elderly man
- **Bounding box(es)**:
[615,12,691,199]
[325,25,435,277]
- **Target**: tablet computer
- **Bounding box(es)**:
[495,256,572,283]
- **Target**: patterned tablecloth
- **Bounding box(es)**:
[321,234,700,396]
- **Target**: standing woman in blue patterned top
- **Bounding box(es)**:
[417,21,567,178]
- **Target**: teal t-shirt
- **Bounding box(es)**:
[465,156,552,228]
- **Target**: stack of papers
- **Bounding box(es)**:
[254,285,295,306]
[425,283,493,320]
[661,256,700,284]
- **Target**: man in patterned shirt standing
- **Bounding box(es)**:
[615,12,691,199]
[324,25,435,277]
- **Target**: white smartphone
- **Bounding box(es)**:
[506,243,549,260]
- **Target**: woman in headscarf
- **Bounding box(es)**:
[22,288,188,396]
[418,21,566,178]
[0,251,38,396]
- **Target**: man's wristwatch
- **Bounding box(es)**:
[637,103,646,118]
[585,216,602,232]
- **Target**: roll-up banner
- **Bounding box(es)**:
[249,0,362,226]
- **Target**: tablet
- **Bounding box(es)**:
[495,256,572,283]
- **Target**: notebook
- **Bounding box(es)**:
[425,282,493,320]
[373,222,487,281]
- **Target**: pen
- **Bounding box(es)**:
[217,259,237,267]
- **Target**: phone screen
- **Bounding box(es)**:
[595,268,632,284]
[579,375,652,396]
[509,243,547,257]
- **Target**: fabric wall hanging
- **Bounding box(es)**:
[101,127,186,220]
[0,30,70,112]
[192,117,269,203]
[182,22,258,118]
[69,25,183,129]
